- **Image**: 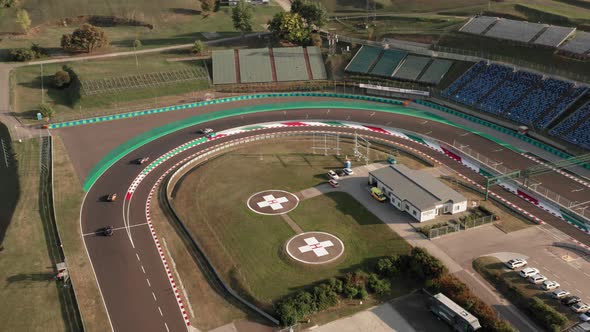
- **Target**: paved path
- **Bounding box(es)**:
[280,214,303,234]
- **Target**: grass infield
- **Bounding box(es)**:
[171,139,413,310]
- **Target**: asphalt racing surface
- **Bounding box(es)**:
[72,101,590,331]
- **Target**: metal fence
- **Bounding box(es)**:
[426,214,495,239]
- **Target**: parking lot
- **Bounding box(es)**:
[434,223,590,308]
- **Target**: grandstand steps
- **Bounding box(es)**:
[268,48,278,82]
[303,47,314,80]
[415,58,435,82]
[481,19,499,35]
[529,27,550,44]
[234,49,241,84]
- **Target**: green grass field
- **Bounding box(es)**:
[0,138,67,331]
[171,139,412,310]
[12,51,211,123]
[0,1,282,54]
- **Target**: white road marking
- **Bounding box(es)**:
[141,265,146,274]
[370,112,375,117]
[576,289,583,293]
[158,307,163,316]
[165,323,170,332]
[584,273,590,278]
[82,223,149,236]
[152,292,157,301]
[136,253,141,261]
[146,278,151,287]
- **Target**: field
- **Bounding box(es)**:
[11,51,211,123]
[0,1,282,55]
[0,138,67,331]
[170,139,414,311]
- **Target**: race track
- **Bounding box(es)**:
[68,100,590,331]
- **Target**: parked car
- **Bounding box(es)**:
[579,313,590,322]
[370,187,387,202]
[335,169,345,177]
[328,170,339,180]
[135,157,149,164]
[199,128,213,134]
[328,179,339,188]
[541,281,560,291]
[343,168,354,175]
[504,258,527,270]
[528,274,547,284]
[571,303,590,313]
[519,267,539,278]
[106,193,117,202]
[103,226,114,236]
[562,296,582,306]
[552,290,570,299]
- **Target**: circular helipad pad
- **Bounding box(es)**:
[246,190,299,215]
[285,232,344,265]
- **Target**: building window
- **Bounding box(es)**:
[413,210,417,217]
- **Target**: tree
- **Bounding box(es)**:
[1,0,18,8]
[367,274,391,295]
[268,12,312,45]
[133,39,142,49]
[53,70,71,88]
[408,247,447,280]
[200,0,216,15]
[39,103,55,120]
[16,9,31,33]
[231,0,253,34]
[290,0,327,28]
[192,40,205,54]
[61,23,109,53]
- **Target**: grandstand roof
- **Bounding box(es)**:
[560,31,590,55]
[418,59,453,84]
[370,49,407,77]
[460,16,498,34]
[345,46,382,74]
[306,46,327,80]
[273,47,309,82]
[485,18,546,43]
[393,56,431,81]
[533,26,576,47]
[239,48,274,83]
[212,49,237,85]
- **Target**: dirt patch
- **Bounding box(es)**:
[61,15,154,29]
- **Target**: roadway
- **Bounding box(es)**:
[70,101,590,331]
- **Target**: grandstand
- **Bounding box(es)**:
[533,26,576,48]
[419,59,453,84]
[485,19,546,43]
[393,56,431,81]
[556,102,590,149]
[345,46,383,74]
[442,61,589,137]
[273,47,309,82]
[460,16,577,49]
[212,46,326,85]
[459,16,498,35]
[212,49,238,85]
[559,31,590,56]
[345,46,452,84]
[370,49,408,77]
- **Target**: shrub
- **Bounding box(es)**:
[327,277,343,294]
[312,284,338,311]
[528,297,567,332]
[53,70,71,88]
[38,103,55,119]
[375,256,399,277]
[408,247,447,281]
[192,40,205,54]
[367,274,391,295]
[61,23,109,53]
[8,47,35,62]
[358,287,369,300]
[345,270,368,288]
[343,285,358,299]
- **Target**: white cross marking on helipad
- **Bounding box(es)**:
[257,194,289,210]
[298,237,334,257]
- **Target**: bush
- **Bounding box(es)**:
[38,103,55,119]
[408,247,447,281]
[192,40,205,54]
[528,297,567,332]
[358,287,368,300]
[60,65,82,107]
[327,277,343,294]
[367,274,391,295]
[8,47,36,62]
[53,70,71,88]
[343,285,358,299]
[312,284,338,311]
[375,256,399,277]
